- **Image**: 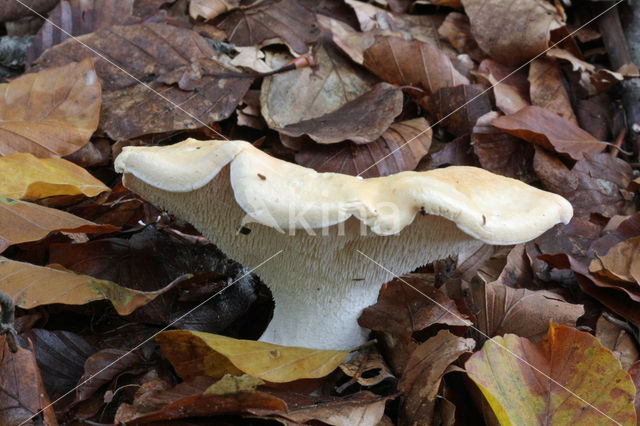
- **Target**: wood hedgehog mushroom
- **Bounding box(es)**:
[115,138,572,350]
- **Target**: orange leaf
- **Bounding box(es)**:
[0,153,109,200]
[466,323,637,425]
[0,58,100,157]
[0,196,118,253]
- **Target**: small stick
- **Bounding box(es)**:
[609,128,627,157]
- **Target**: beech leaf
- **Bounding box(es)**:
[466,323,637,425]
[156,330,349,383]
[0,58,100,157]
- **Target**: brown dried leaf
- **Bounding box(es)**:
[437,12,485,61]
[0,0,58,22]
[279,83,402,144]
[472,112,535,181]
[0,58,100,157]
[534,149,634,218]
[590,237,640,284]
[492,106,604,160]
[399,330,475,426]
[595,315,639,371]
[261,42,376,130]
[77,349,143,402]
[295,118,432,177]
[432,84,492,136]
[26,0,139,63]
[540,253,640,324]
[363,35,469,96]
[190,0,240,20]
[0,338,58,426]
[529,57,577,124]
[215,0,320,54]
[468,280,584,341]
[0,196,118,254]
[462,0,564,66]
[630,361,640,421]
[34,24,251,140]
[477,59,530,115]
[115,376,287,424]
[359,276,472,337]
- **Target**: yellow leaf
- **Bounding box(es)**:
[0,257,177,315]
[0,153,109,200]
[156,330,349,383]
[466,323,637,425]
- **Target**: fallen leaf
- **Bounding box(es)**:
[156,330,349,383]
[589,212,640,260]
[214,0,319,54]
[466,323,637,425]
[358,276,472,338]
[630,361,640,422]
[278,83,402,144]
[338,350,396,389]
[472,111,535,181]
[547,48,623,94]
[261,41,376,129]
[115,375,287,424]
[19,329,95,404]
[437,11,485,61]
[590,237,640,284]
[0,338,58,426]
[0,257,178,315]
[77,349,143,402]
[529,57,577,124]
[0,153,109,201]
[540,253,640,324]
[533,148,634,218]
[189,0,240,20]
[426,134,479,168]
[431,84,492,136]
[26,0,139,63]
[492,106,604,160]
[0,196,118,254]
[363,34,469,96]
[595,315,639,371]
[399,330,475,426]
[295,117,433,177]
[250,390,394,426]
[477,59,530,115]
[0,58,100,157]
[462,0,564,65]
[0,0,58,22]
[34,23,251,140]
[467,280,584,341]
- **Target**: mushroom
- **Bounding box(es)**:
[115,138,572,350]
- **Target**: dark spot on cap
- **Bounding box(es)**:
[257,173,266,180]
[238,226,251,235]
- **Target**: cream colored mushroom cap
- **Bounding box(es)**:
[114,138,573,244]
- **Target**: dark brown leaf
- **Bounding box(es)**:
[363,35,469,96]
[26,0,140,63]
[295,118,432,177]
[77,349,143,402]
[432,84,492,136]
[493,106,605,160]
[0,0,58,21]
[398,330,474,426]
[279,83,403,144]
[426,134,479,168]
[0,338,58,426]
[462,0,564,65]
[215,0,320,54]
[472,112,535,181]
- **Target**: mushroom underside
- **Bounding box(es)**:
[122,167,483,350]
